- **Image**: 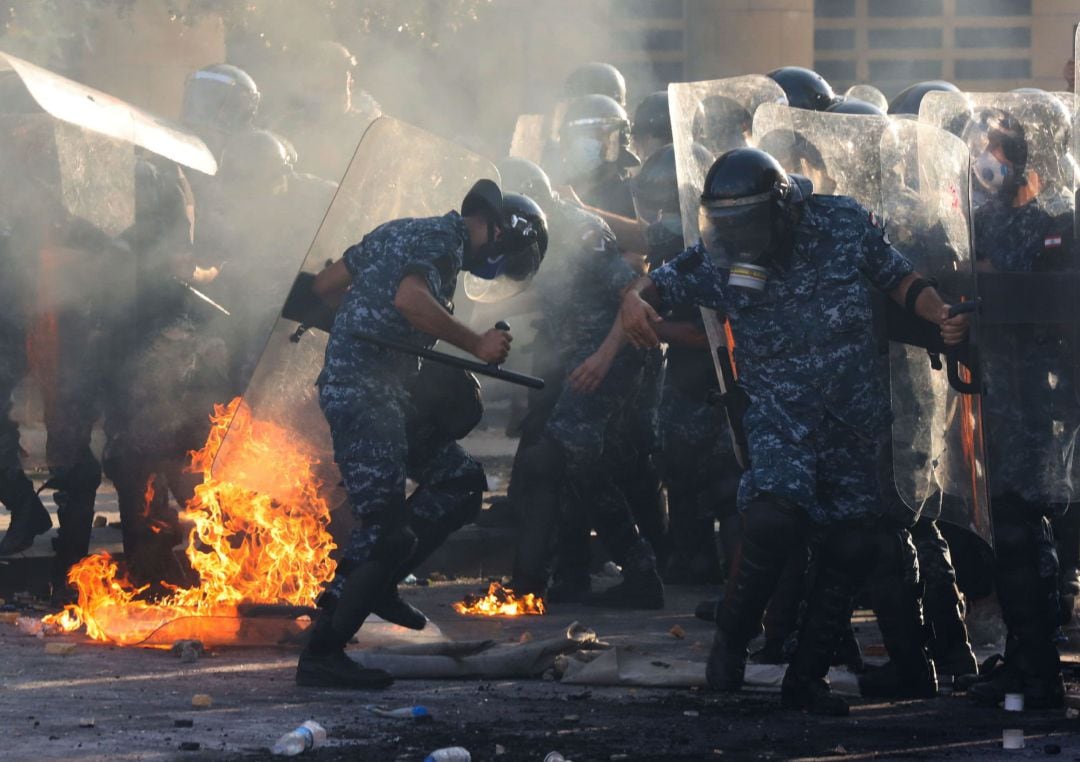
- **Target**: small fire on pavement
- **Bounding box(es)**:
[42,397,336,646]
[453,582,545,616]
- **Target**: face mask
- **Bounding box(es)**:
[645,215,685,263]
[466,241,506,279]
[562,136,606,180]
[973,149,1010,193]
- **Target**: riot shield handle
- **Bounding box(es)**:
[943,301,980,395]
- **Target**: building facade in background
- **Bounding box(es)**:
[605,0,1075,100]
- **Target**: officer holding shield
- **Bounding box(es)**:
[621,147,968,715]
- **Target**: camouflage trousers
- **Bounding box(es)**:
[740,409,886,525]
[545,352,645,573]
[659,381,741,524]
[320,379,484,597]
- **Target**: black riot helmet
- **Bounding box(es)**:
[559,94,639,182]
[181,63,261,134]
[825,97,886,116]
[464,191,548,303]
[632,142,713,223]
[887,80,959,116]
[632,91,673,160]
[565,62,627,107]
[766,66,837,111]
[495,156,555,211]
[699,147,807,289]
[218,128,291,192]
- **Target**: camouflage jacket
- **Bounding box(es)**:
[320,211,468,385]
[536,199,639,367]
[649,194,914,441]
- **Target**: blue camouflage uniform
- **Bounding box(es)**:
[318,211,485,596]
[649,195,913,525]
[972,195,1076,662]
[510,199,648,593]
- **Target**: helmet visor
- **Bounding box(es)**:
[698,200,775,265]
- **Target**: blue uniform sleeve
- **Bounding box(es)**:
[401,229,458,298]
[858,210,914,292]
[649,244,726,313]
[341,241,365,278]
[579,224,634,300]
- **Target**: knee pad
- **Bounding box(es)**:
[742,494,804,551]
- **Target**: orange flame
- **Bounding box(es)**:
[453,582,545,617]
[44,397,336,645]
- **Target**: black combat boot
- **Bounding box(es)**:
[925,581,978,679]
[781,569,858,717]
[0,469,52,555]
[585,538,664,609]
[968,627,1064,708]
[708,501,804,692]
[297,605,394,689]
[707,539,791,690]
[860,583,937,699]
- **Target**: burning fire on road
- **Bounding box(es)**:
[453,582,545,617]
[43,398,336,646]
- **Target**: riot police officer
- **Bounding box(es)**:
[499,158,665,610]
[630,144,741,585]
[621,148,967,715]
[299,180,546,689]
[964,108,1070,708]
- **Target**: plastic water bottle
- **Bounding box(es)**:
[424,747,471,762]
[271,721,326,756]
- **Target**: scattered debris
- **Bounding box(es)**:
[171,640,204,663]
[425,748,471,762]
[1002,729,1024,750]
[179,741,201,751]
[562,714,580,723]
[92,515,107,528]
[191,694,213,709]
[174,719,194,728]
[1044,743,1062,755]
[683,710,699,718]
[15,617,44,637]
[272,720,326,756]
[519,631,533,643]
[0,612,20,624]
[365,705,431,721]
[44,642,76,656]
[495,745,506,756]
[669,624,686,640]
[78,718,95,728]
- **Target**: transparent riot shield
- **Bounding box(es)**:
[210,117,496,509]
[879,120,991,544]
[919,88,1080,515]
[0,50,216,175]
[750,102,890,205]
[844,84,888,112]
[668,75,787,465]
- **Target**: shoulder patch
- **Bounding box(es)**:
[1045,235,1063,249]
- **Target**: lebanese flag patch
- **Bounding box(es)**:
[1045,235,1063,248]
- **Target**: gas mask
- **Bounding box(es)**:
[973,149,1011,194]
[699,198,779,291]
